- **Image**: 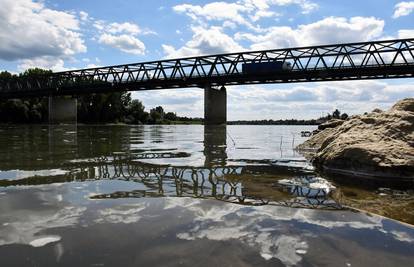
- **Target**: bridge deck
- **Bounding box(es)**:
[1,38,413,99]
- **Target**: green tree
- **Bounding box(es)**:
[19,68,52,77]
[0,69,50,123]
[155,106,164,116]
[0,70,14,81]
[127,99,149,124]
[77,92,131,123]
[149,106,164,124]
[332,109,341,119]
[164,112,177,121]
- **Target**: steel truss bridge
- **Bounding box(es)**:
[1,38,414,99]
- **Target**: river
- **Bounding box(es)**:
[0,125,413,266]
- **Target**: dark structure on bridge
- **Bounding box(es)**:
[1,38,413,124]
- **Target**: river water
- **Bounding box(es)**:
[0,125,413,267]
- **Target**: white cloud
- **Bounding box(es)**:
[98,34,146,55]
[173,2,251,27]
[0,0,86,61]
[133,89,204,118]
[93,20,105,31]
[172,0,318,30]
[398,29,414,38]
[94,21,156,36]
[297,0,318,14]
[393,1,414,18]
[236,16,384,50]
[261,0,318,14]
[17,56,67,72]
[79,11,89,21]
[162,26,244,58]
[107,22,141,34]
[250,9,278,21]
[86,63,102,69]
[93,20,154,55]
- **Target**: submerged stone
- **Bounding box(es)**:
[277,176,336,198]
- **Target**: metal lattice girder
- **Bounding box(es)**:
[1,38,414,98]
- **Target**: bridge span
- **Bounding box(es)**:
[1,38,413,124]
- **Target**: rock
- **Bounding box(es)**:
[317,119,344,130]
[297,127,337,151]
[391,98,414,112]
[298,98,414,181]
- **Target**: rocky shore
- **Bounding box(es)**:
[298,98,414,183]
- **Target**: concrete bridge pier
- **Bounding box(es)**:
[48,96,77,124]
[204,84,227,125]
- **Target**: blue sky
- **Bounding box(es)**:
[0,0,413,119]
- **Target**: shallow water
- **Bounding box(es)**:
[0,125,413,267]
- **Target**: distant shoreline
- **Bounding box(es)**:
[227,120,319,125]
[0,122,319,126]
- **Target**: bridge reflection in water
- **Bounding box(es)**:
[0,125,341,210]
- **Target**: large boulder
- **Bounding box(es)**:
[298,98,414,181]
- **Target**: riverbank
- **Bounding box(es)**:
[297,98,414,184]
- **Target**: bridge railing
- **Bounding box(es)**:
[1,38,413,97]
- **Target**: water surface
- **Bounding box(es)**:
[0,125,413,267]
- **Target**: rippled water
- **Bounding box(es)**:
[0,125,413,267]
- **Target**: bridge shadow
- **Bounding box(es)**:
[204,125,227,167]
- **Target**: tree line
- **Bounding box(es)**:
[228,110,348,125]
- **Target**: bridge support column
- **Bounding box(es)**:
[48,96,77,124]
[204,85,227,125]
